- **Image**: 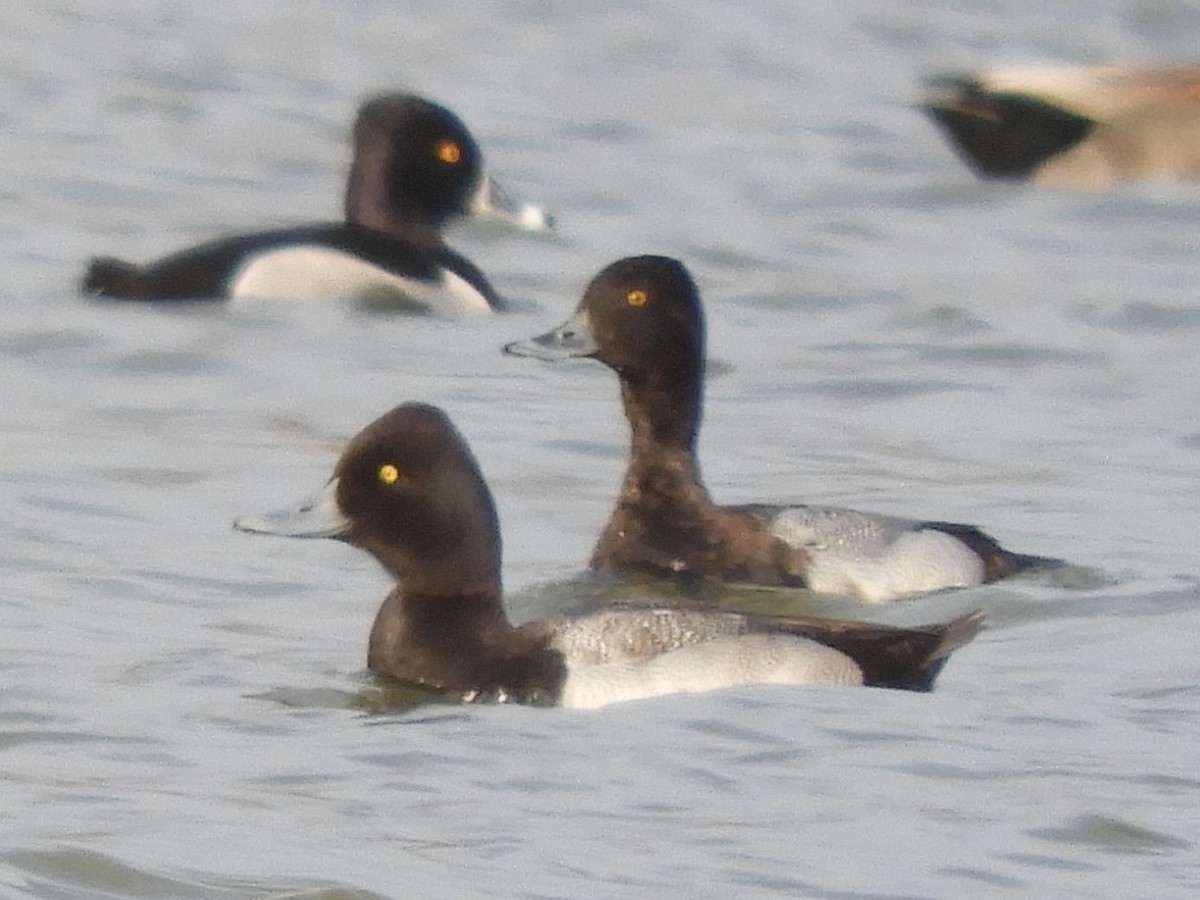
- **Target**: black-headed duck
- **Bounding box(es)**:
[505,256,1054,602]
[82,93,551,312]
[235,403,983,706]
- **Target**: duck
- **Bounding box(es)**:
[81,93,552,312]
[234,402,985,707]
[504,256,1056,602]
[924,65,1200,187]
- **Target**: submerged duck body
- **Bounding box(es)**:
[505,256,1054,602]
[924,65,1200,187]
[235,403,984,707]
[82,93,551,311]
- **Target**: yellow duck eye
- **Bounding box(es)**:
[435,140,462,164]
[377,463,402,485]
[626,289,648,307]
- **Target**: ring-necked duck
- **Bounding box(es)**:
[82,93,552,312]
[925,66,1200,187]
[505,256,1056,602]
[234,403,984,707]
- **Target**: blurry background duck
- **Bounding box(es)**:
[81,93,552,312]
[924,65,1200,188]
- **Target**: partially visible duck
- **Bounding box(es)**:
[924,65,1200,187]
[82,93,552,312]
[505,256,1055,602]
[235,402,984,706]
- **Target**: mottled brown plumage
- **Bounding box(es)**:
[592,444,810,586]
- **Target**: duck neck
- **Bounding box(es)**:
[590,371,733,573]
[369,586,511,682]
[344,136,395,232]
[367,585,565,703]
[621,365,702,458]
[344,142,443,245]
[618,435,712,523]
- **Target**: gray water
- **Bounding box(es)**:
[3,1,1200,897]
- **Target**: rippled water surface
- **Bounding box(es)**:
[3,1,1200,897]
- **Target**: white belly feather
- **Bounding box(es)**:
[229,246,491,315]
[557,634,862,710]
[550,608,863,710]
[769,506,986,603]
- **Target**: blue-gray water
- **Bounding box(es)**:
[3,1,1200,897]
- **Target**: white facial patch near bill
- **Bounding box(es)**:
[229,246,492,315]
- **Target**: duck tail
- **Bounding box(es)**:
[81,257,146,299]
[759,608,987,693]
[878,608,986,693]
[867,608,987,693]
[1005,550,1064,575]
[921,521,1061,582]
[929,608,986,665]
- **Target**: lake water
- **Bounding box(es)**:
[3,0,1200,897]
